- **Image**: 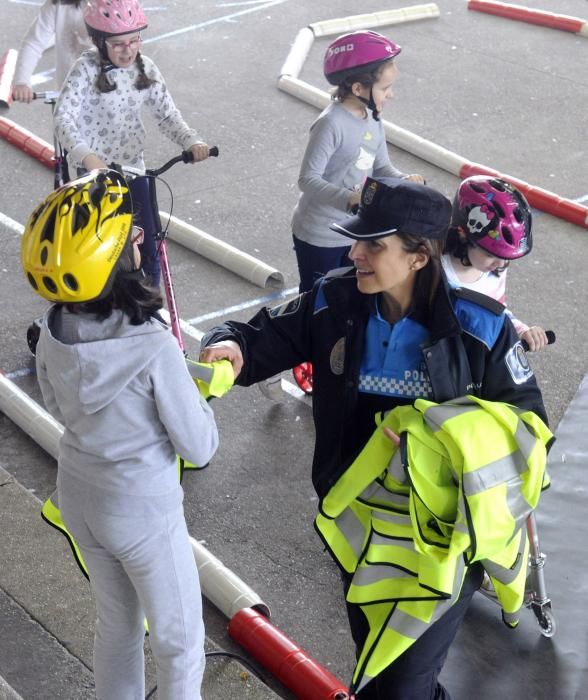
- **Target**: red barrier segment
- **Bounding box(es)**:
[228,607,351,700]
[0,49,18,108]
[459,162,588,229]
[468,0,586,34]
[0,117,55,169]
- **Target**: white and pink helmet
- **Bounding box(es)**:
[452,176,533,260]
[84,0,148,37]
[323,31,401,86]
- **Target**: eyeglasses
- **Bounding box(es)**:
[131,225,144,246]
[105,36,142,52]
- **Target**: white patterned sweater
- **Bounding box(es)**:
[54,49,202,173]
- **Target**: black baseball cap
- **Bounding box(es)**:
[330,176,452,241]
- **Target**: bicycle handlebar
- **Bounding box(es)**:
[521,330,556,352]
[32,91,60,103]
[146,147,219,177]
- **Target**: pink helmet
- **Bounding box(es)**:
[323,31,401,86]
[452,176,532,260]
[84,0,148,37]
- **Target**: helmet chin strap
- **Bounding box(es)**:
[356,90,380,121]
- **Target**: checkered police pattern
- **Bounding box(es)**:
[359,372,433,398]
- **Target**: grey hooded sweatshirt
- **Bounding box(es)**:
[36,306,219,516]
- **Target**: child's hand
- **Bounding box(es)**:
[403,174,426,185]
[520,326,549,352]
[190,143,210,162]
[348,190,361,211]
[82,154,108,171]
[12,84,34,103]
[200,340,243,378]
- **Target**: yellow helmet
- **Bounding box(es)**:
[21,170,133,303]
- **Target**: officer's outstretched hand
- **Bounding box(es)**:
[200,340,243,379]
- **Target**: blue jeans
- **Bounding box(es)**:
[292,235,351,293]
[129,177,161,287]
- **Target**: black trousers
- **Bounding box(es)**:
[346,563,484,700]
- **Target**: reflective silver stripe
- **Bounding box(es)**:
[353,563,416,587]
[359,481,409,509]
[370,532,415,552]
[506,489,530,534]
[388,448,406,483]
[373,510,412,527]
[482,534,526,584]
[185,361,213,383]
[462,453,527,496]
[423,401,478,431]
[336,508,367,561]
[514,418,539,463]
[387,607,431,640]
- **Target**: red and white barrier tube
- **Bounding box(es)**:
[0,116,54,169]
[0,49,18,108]
[468,0,588,37]
[458,162,588,229]
[229,607,351,700]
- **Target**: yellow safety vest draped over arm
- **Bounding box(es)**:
[315,395,552,694]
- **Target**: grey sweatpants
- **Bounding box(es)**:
[58,475,205,700]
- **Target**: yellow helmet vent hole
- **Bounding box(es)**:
[63,274,79,292]
[43,276,58,294]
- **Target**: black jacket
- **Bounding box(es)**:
[202,269,548,499]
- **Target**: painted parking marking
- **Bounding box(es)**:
[144,0,289,43]
[187,287,298,326]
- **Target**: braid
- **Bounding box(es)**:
[134,53,156,91]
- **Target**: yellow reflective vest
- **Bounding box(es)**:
[315,395,552,694]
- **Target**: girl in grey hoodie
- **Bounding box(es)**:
[23,169,219,700]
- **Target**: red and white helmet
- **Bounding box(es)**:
[452,176,532,260]
[84,0,148,37]
[323,31,401,86]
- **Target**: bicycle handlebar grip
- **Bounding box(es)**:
[521,330,556,352]
[181,146,219,163]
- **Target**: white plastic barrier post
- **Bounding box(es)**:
[310,4,440,36]
[0,373,62,459]
[160,211,284,289]
[0,372,270,617]
[190,538,270,618]
[279,27,315,79]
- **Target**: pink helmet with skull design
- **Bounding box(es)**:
[451,176,532,260]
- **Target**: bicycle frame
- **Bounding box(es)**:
[33,91,69,189]
[128,148,219,353]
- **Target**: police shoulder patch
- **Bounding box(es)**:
[505,341,534,384]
